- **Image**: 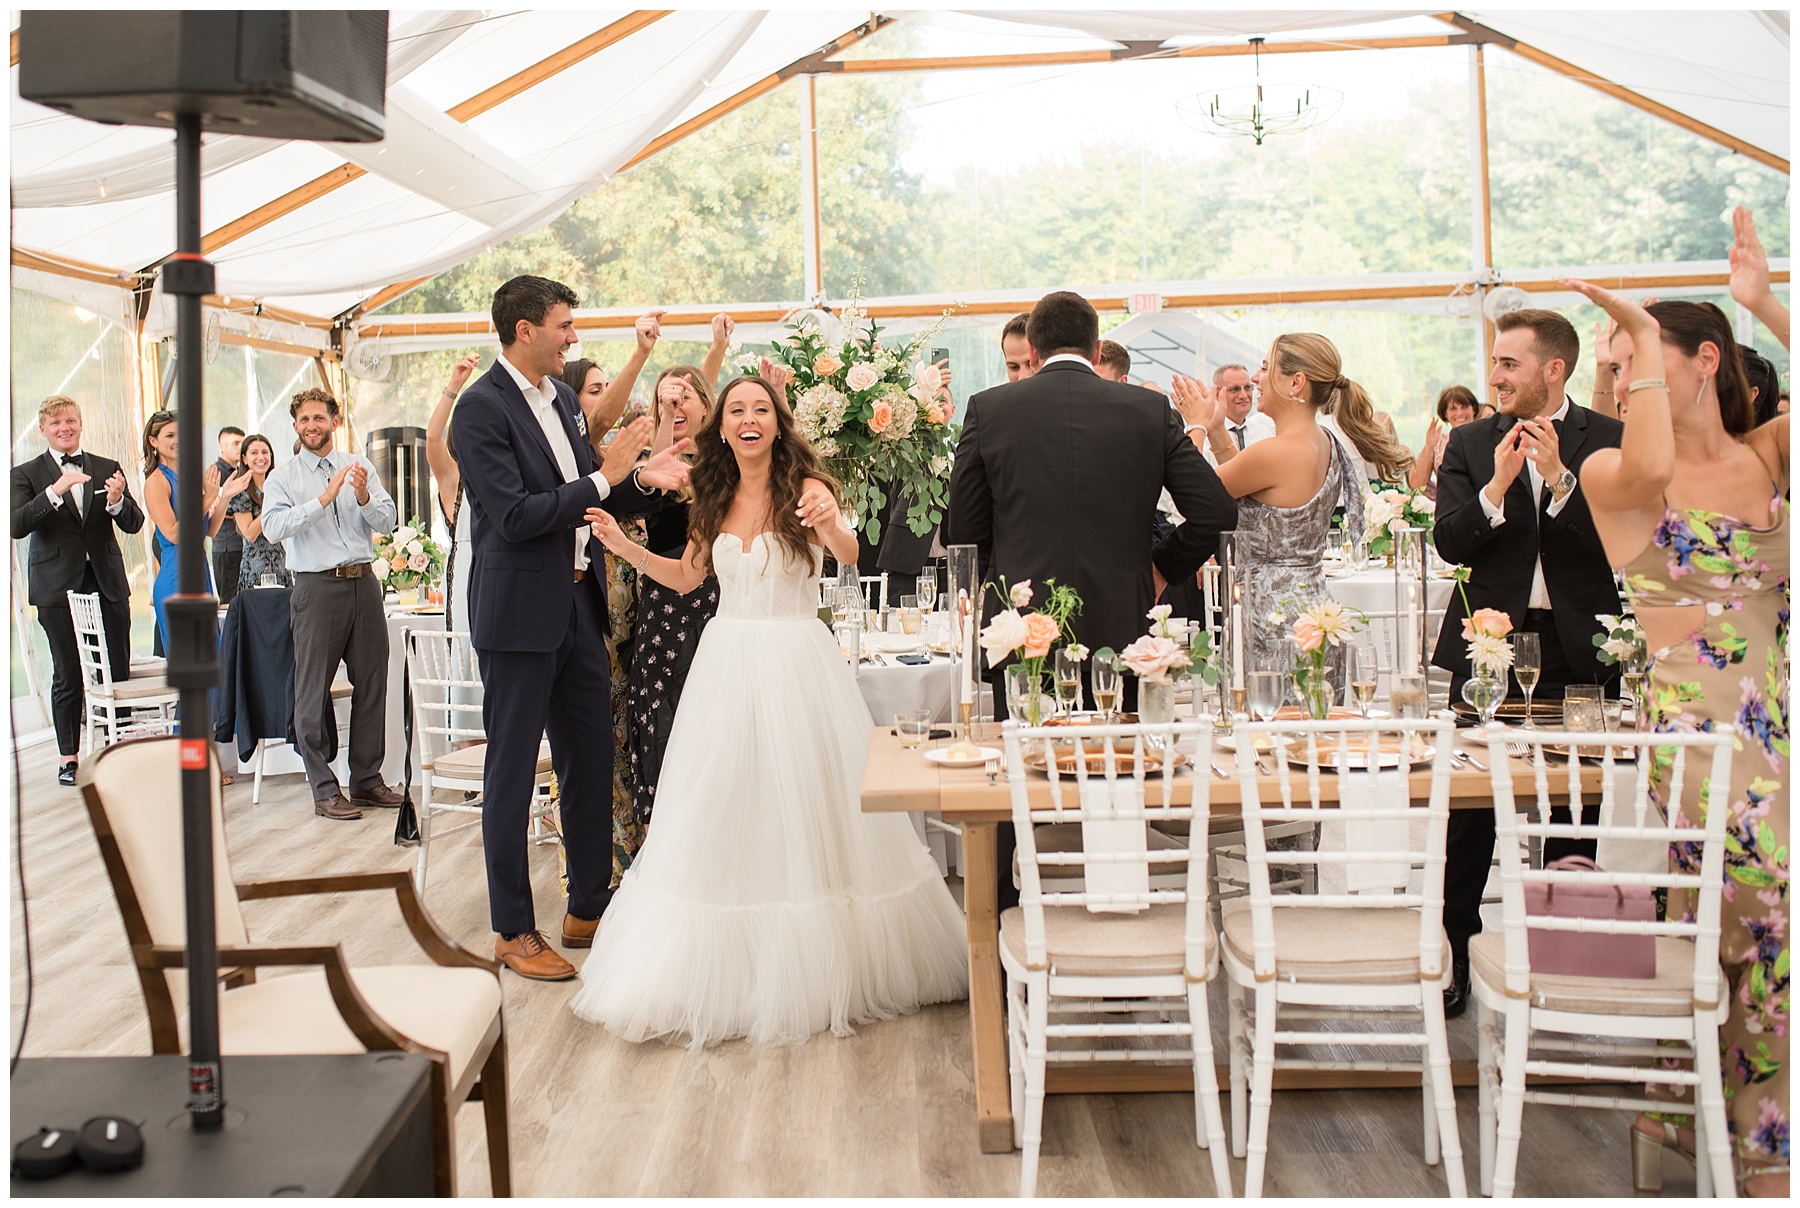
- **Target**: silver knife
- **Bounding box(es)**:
[1455,748,1488,772]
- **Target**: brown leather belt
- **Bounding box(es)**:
[308,563,369,579]
[573,567,587,583]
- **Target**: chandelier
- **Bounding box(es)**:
[1176,37,1342,146]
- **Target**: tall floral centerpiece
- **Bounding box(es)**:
[980,578,1082,726]
[372,518,445,604]
[1279,600,1363,719]
[1363,486,1434,563]
[1450,567,1514,721]
[745,289,960,543]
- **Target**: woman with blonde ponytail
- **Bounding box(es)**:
[1321,373,1414,485]
[1168,331,1371,688]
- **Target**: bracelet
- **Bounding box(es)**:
[1626,378,1667,394]
[634,545,649,571]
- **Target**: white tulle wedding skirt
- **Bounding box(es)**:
[570,612,969,1048]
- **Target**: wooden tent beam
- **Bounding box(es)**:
[1436,12,1789,174]
[12,246,143,288]
[218,330,339,362]
[198,11,675,258]
[826,34,1479,74]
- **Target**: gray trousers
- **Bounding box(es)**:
[289,570,387,801]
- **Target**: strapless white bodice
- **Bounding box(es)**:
[710,532,825,622]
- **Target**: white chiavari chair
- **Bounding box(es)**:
[1001,717,1233,1198]
[405,630,554,889]
[1473,722,1737,1198]
[1222,712,1466,1198]
[68,590,178,751]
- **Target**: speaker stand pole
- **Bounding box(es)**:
[162,110,225,1130]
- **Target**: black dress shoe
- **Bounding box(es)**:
[57,762,77,787]
[1443,953,1472,1019]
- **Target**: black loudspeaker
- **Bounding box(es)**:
[366,427,430,528]
[18,10,388,143]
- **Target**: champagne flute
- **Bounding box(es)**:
[1620,646,1649,732]
[916,570,937,614]
[1091,657,1121,724]
[1512,632,1542,729]
[1349,638,1380,719]
[1054,648,1083,717]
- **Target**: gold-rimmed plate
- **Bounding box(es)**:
[1022,745,1188,777]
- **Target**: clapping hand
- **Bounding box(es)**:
[759,356,791,402]
[637,439,694,491]
[1516,416,1565,482]
[104,469,126,507]
[1168,374,1220,431]
[636,309,665,354]
[347,462,370,504]
[217,466,254,503]
[796,483,841,530]
[50,466,91,498]
[1487,424,1530,503]
[202,463,222,507]
[319,464,350,507]
[601,415,655,483]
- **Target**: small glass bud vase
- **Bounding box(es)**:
[1461,669,1506,724]
[1139,677,1176,725]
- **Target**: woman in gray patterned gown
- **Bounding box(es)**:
[1171,333,1404,688]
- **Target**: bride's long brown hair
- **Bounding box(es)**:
[686,375,842,573]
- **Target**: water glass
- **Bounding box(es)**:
[1390,672,1428,720]
[259,572,278,589]
[895,710,932,749]
[1562,684,1604,733]
[1248,670,1286,723]
[898,596,922,635]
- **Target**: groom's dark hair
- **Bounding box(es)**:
[1026,291,1099,360]
[493,275,580,346]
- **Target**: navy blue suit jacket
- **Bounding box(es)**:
[453,358,657,653]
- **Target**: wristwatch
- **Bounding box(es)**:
[1548,468,1576,501]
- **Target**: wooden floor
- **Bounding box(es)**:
[9,737,1688,1197]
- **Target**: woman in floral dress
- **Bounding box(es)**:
[1568,279,1788,1193]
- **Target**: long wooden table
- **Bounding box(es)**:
[861,721,1604,1154]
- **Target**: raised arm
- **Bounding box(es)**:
[426,353,479,514]
[587,310,665,444]
[1408,420,1441,489]
[1156,409,1238,582]
[702,313,733,391]
[1730,205,1789,350]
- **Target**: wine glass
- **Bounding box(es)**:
[1053,648,1083,717]
[1091,657,1121,724]
[916,570,937,614]
[1248,670,1285,723]
[1349,638,1380,719]
[1512,632,1542,729]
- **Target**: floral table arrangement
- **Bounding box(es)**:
[978,578,1082,727]
[1118,604,1216,722]
[372,518,445,604]
[1363,485,1434,563]
[1278,599,1365,719]
[1448,567,1515,721]
[743,288,960,543]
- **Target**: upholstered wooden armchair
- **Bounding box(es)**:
[79,736,511,1197]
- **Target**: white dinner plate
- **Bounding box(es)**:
[923,745,1001,768]
[869,635,928,655]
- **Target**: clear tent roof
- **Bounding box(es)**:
[10,8,1790,322]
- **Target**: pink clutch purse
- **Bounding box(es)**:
[1524,856,1657,979]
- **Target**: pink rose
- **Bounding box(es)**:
[915,362,944,393]
[1291,616,1325,653]
[868,401,893,433]
[1010,579,1034,608]
[813,354,842,376]
[846,363,879,392]
[980,609,1029,666]
[1021,613,1059,659]
[408,551,430,573]
[1120,634,1189,682]
[1463,607,1514,641]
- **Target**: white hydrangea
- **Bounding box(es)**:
[882,391,918,440]
[794,382,850,443]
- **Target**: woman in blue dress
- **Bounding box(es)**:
[141,409,244,646]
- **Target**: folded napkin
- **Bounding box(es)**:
[1078,776,1150,914]
[1324,765,1411,894]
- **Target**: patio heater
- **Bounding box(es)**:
[20,10,389,1130]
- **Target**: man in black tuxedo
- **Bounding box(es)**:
[10,395,144,786]
[1432,308,1624,1016]
[455,276,692,982]
[947,292,1237,908]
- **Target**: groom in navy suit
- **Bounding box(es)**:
[455,275,692,981]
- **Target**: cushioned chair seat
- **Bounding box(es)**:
[1469,933,1711,1017]
[329,680,353,700]
[128,657,167,677]
[183,965,502,1084]
[93,677,175,700]
[429,740,552,779]
[1220,899,1445,984]
[1001,903,1212,977]
[1016,821,1188,888]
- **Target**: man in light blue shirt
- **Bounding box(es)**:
[260,387,401,819]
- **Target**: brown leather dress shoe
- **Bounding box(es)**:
[495,932,576,981]
[315,795,362,821]
[347,782,404,808]
[561,912,600,948]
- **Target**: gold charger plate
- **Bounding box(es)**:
[1452,698,1564,722]
[1282,735,1437,769]
[1537,740,1639,764]
[1022,745,1188,777]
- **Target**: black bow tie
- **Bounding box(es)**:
[59,454,81,466]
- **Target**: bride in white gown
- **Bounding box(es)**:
[575,373,968,1048]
